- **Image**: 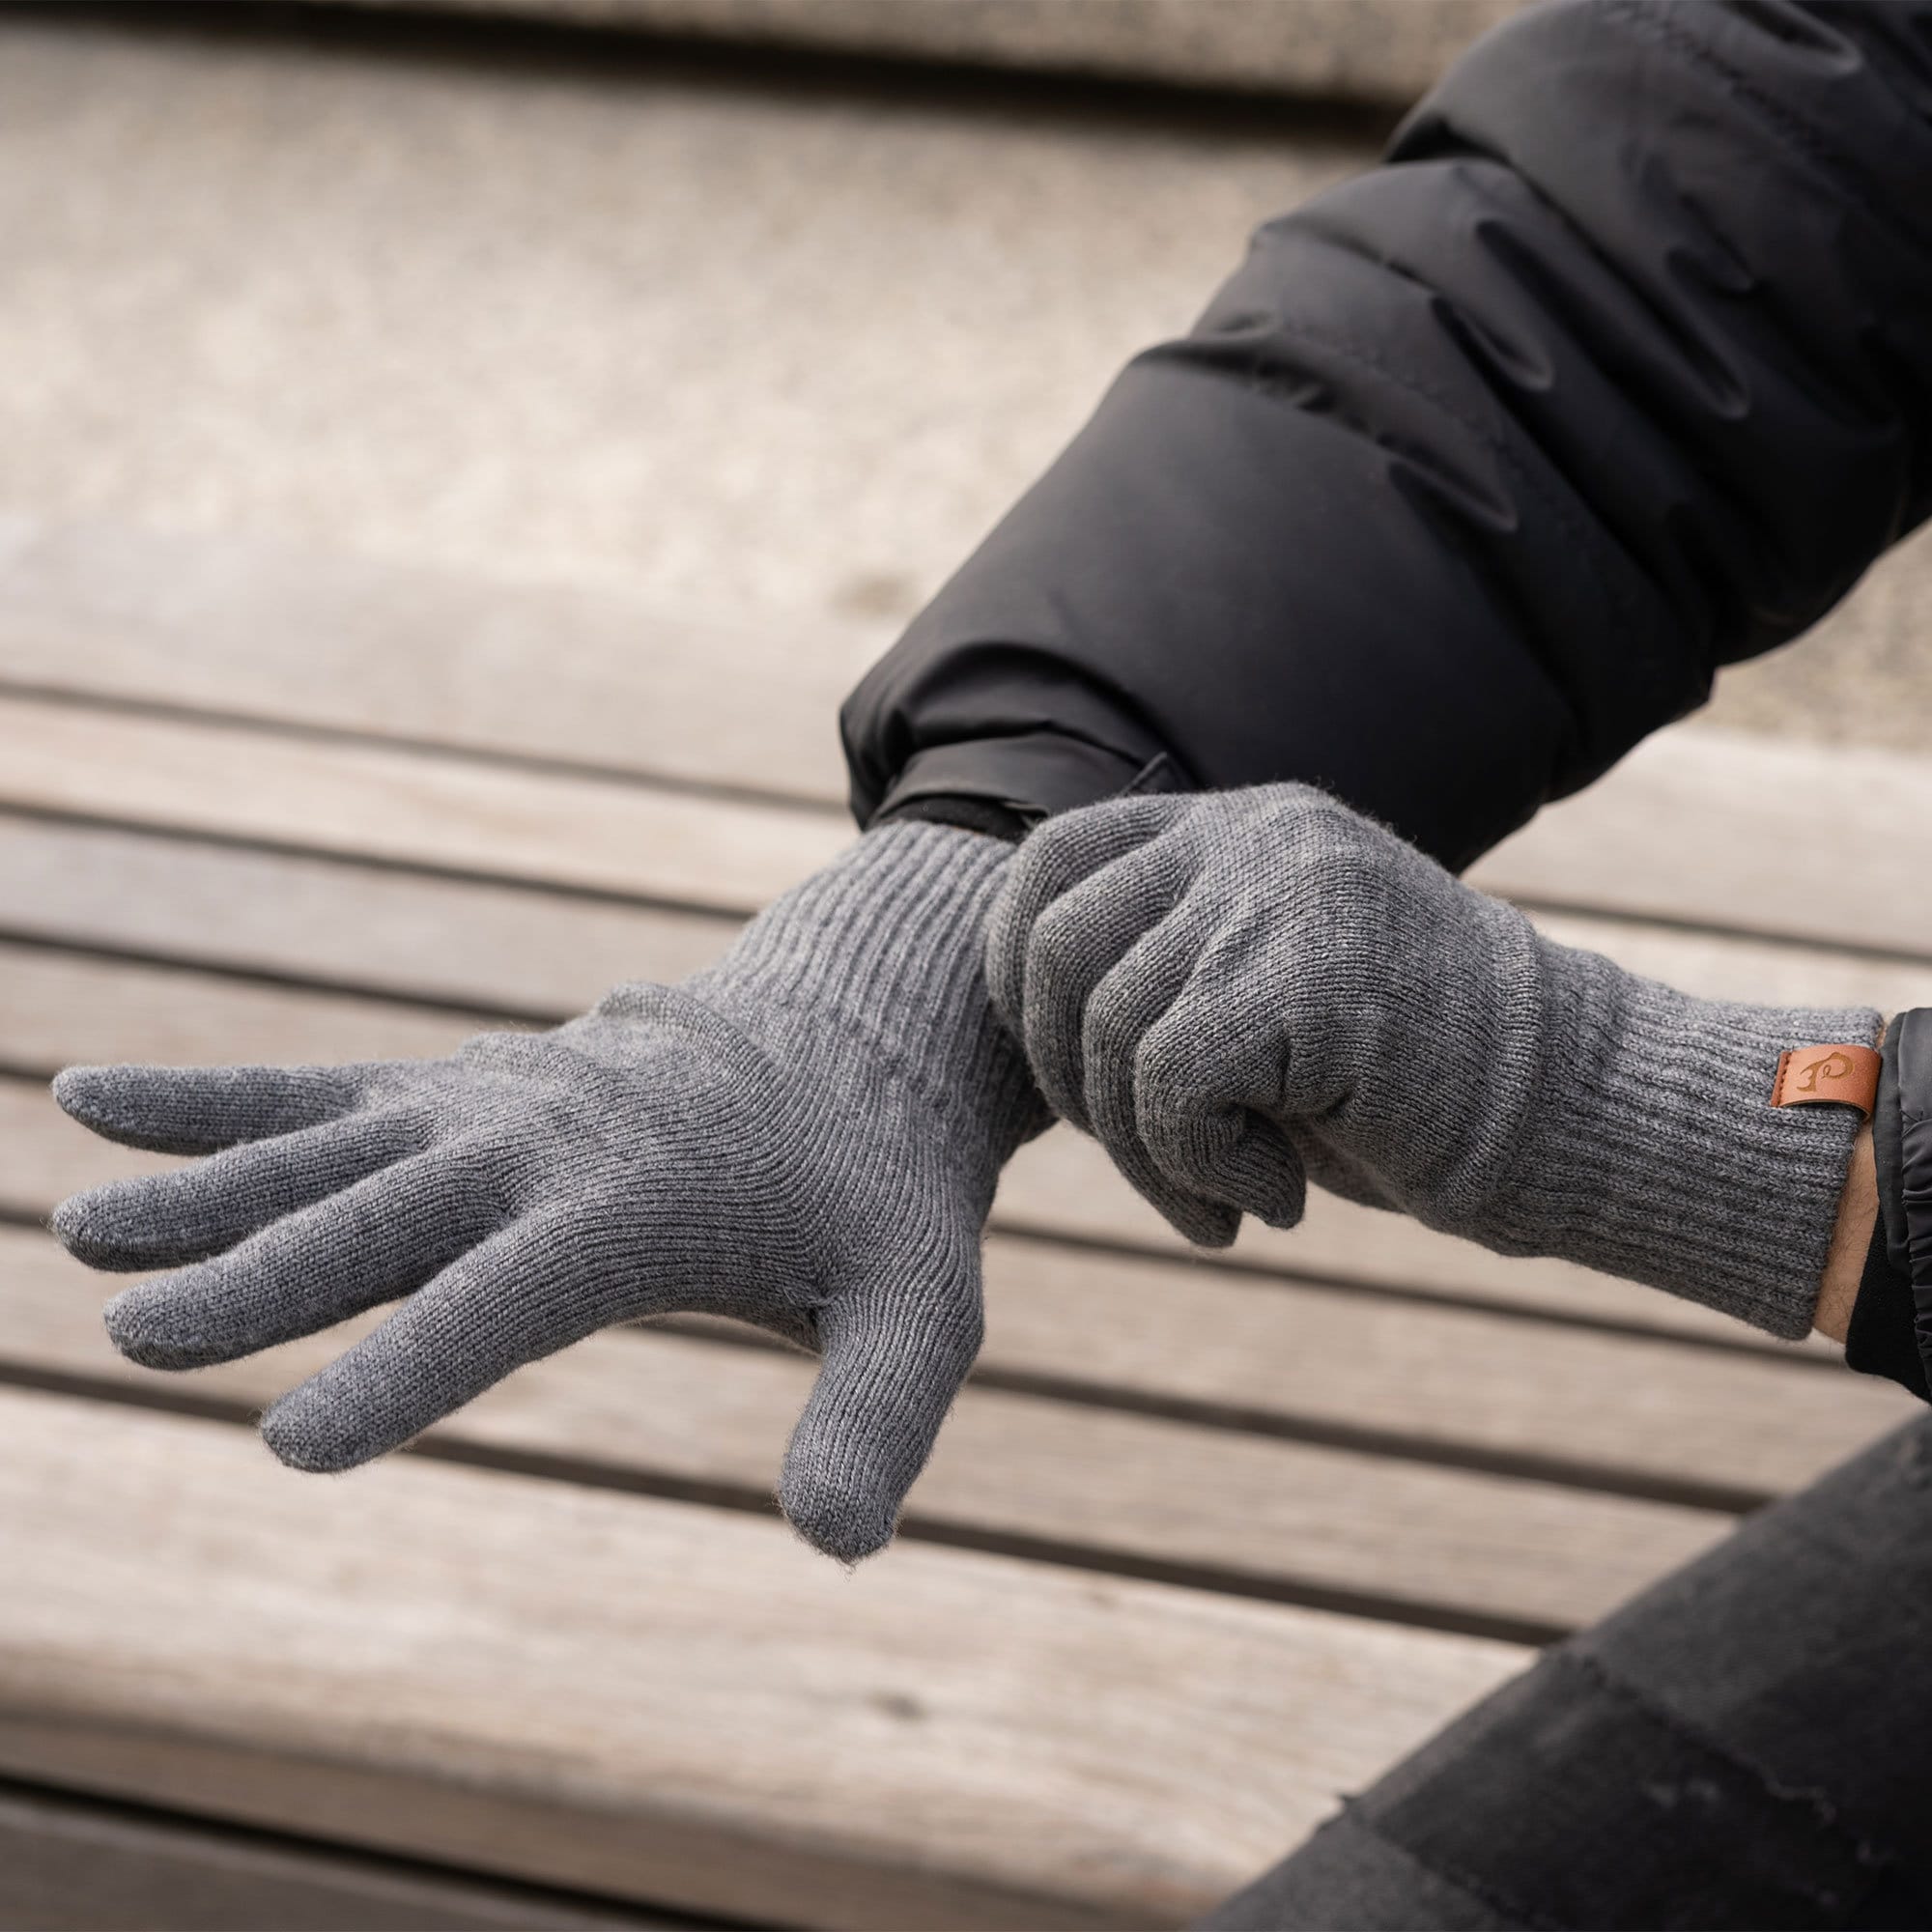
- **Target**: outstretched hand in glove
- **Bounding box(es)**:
[51,823,1043,1561]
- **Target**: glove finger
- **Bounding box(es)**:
[51,1105,424,1272]
[1083,910,1239,1249]
[984,793,1185,1044]
[52,1062,368,1154]
[102,1146,508,1370]
[1134,997,1308,1233]
[259,1200,685,1471]
[780,1264,981,1563]
[1008,834,1193,1134]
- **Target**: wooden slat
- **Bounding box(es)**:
[7,518,1932,960]
[6,1061,1906,1502]
[1470,725,1932,961]
[1005,1128,1826,1345]
[0,692,845,915]
[0,514,862,804]
[0,1781,684,1932]
[0,814,731,1009]
[0,1226,1733,1637]
[0,834,1844,1345]
[307,0,1514,107]
[0,944,501,1070]
[978,1236,1909,1495]
[10,817,1930,1035]
[1530,910,1932,1013]
[0,1385,1526,1930]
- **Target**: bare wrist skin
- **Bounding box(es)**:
[1813,1019,1887,1344]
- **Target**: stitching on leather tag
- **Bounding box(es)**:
[1771,1044,1881,1117]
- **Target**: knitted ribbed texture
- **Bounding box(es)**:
[696,817,1045,1179]
[987,784,1877,1338]
[51,822,1039,1560]
[1488,949,1876,1337]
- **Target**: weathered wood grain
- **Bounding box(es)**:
[0,815,732,1009]
[1003,1126,1832,1346]
[1470,726,1932,960]
[0,1225,1734,1635]
[6,519,1931,959]
[0,692,845,914]
[8,817,1932,1037]
[0,514,862,804]
[0,1781,684,1932]
[1528,910,1932,1015]
[0,1385,1526,1930]
[972,1232,1908,1498]
[0,942,499,1070]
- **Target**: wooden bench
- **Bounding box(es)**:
[0,517,1921,1929]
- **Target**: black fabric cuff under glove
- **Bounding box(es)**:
[1844,1217,1926,1401]
[1845,1009,1932,1401]
[875,753,1188,845]
[877,793,1032,844]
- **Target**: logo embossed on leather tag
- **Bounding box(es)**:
[1795,1050,1853,1094]
[1771,1044,1880,1117]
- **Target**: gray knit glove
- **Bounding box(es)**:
[987,785,1879,1338]
[51,822,1042,1560]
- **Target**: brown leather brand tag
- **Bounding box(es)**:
[1770,1043,1881,1117]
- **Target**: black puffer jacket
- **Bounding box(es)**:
[840,0,1932,873]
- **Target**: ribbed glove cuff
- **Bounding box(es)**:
[698,822,1048,1180]
[1489,943,1880,1338]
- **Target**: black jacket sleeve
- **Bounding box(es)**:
[839,0,1932,871]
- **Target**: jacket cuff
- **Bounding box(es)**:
[861,733,1186,831]
[1879,1008,1932,1392]
[875,794,1031,843]
[1845,1214,1927,1400]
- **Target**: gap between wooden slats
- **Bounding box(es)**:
[0,1775,710,1932]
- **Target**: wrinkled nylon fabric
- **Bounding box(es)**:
[1199,1416,1932,1930]
[1886,1009,1932,1385]
[845,1,1932,870]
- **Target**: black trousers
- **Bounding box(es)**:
[1196,1418,1932,1932]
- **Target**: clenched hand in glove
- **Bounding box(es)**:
[988,784,1879,1340]
[51,823,1045,1560]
